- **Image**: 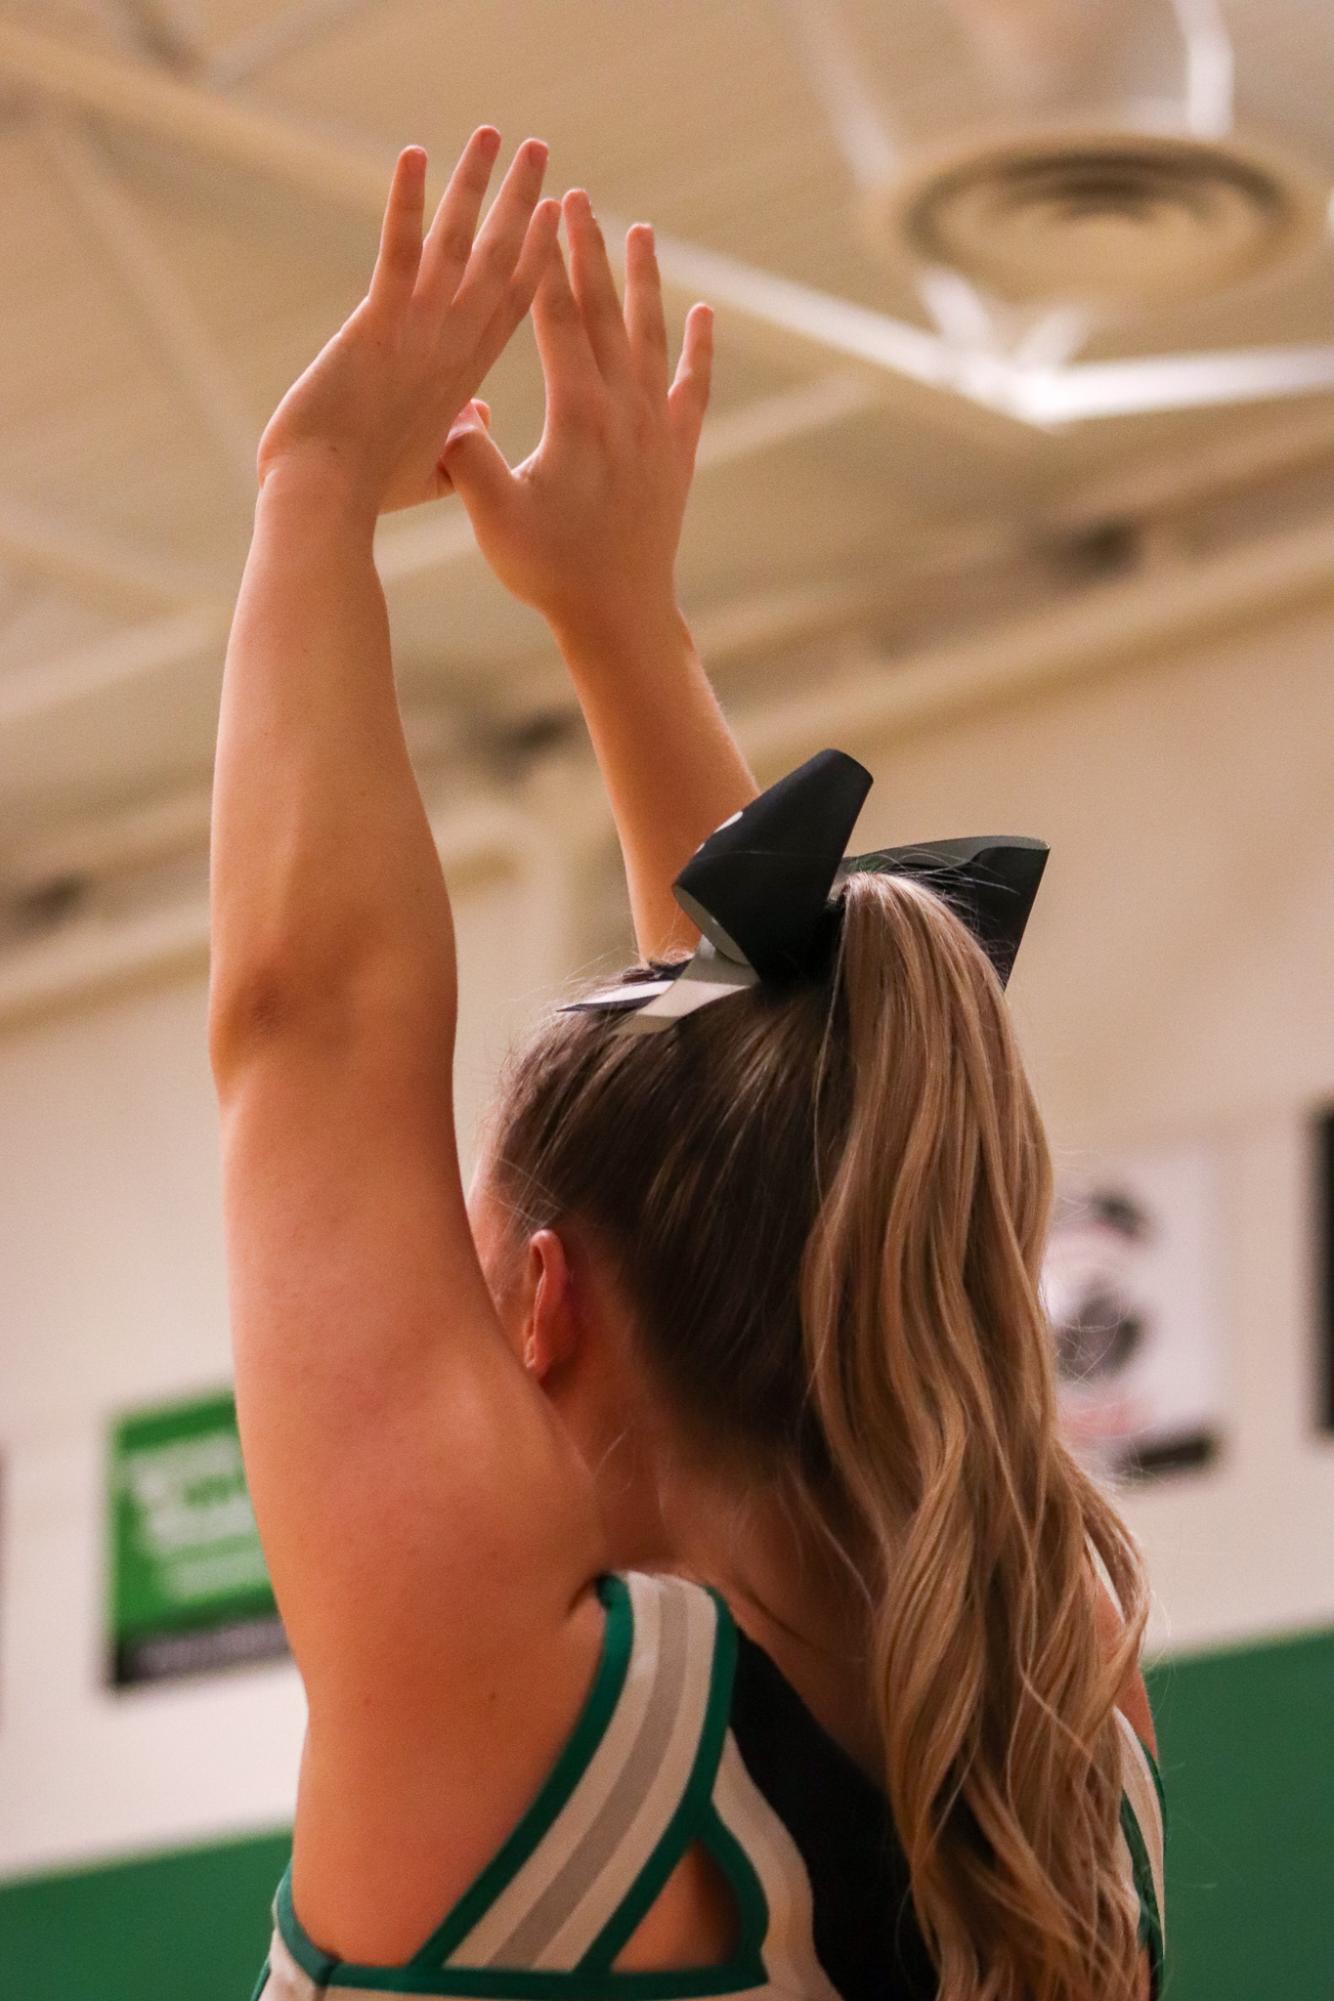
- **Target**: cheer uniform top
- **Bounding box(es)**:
[250,1567,1167,2001]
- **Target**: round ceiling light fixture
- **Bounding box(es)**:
[869,126,1328,307]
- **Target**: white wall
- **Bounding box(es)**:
[1,594,1331,1885]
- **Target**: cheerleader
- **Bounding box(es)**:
[210,129,1164,2001]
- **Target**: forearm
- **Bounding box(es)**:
[209,468,457,1058]
[548,601,759,961]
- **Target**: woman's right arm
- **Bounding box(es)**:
[439,191,758,962]
[546,597,758,962]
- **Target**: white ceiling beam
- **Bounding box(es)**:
[774,0,898,193]
[0,17,1038,449]
[0,606,220,735]
[0,370,898,729]
[7,496,1334,1018]
[206,0,380,91]
[0,576,879,888]
[106,0,201,72]
[643,222,1035,443]
[463,573,885,738]
[4,17,1330,450]
[35,109,259,497]
[0,796,558,1033]
[0,493,223,609]
[775,0,1071,372]
[737,498,1334,771]
[10,442,1334,890]
[6,339,1334,740]
[0,563,895,888]
[695,371,881,468]
[1171,0,1235,140]
[1013,345,1334,424]
[1006,304,1096,373]
[0,18,388,212]
[1053,399,1334,534]
[0,700,455,894]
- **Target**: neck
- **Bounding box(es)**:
[605,1431,874,1671]
[587,1415,887,1785]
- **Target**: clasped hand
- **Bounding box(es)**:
[257,127,714,638]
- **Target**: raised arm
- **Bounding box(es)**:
[208,132,605,1756]
[438,195,758,962]
[550,598,759,964]
[212,135,558,1038]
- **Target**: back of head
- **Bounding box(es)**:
[486,867,1149,2001]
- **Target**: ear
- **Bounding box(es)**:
[521,1227,579,1382]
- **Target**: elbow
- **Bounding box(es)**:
[207,952,459,1089]
[207,961,305,1084]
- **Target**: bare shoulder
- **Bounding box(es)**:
[292,1569,612,1966]
[290,1566,741,1980]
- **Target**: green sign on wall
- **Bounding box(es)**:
[108,1389,288,1686]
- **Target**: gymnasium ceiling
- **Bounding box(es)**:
[1,0,1333,917]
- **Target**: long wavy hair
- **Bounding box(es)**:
[481,866,1149,2001]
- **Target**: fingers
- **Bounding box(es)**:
[413,126,502,310]
[624,223,669,398]
[470,197,562,379]
[451,398,492,432]
[536,201,710,458]
[367,146,428,314]
[562,190,633,385]
[441,136,551,337]
[531,231,603,414]
[667,302,714,471]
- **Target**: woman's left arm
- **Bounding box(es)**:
[208,137,605,1738]
[211,131,551,1041]
[209,469,448,1042]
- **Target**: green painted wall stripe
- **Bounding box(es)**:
[2,1627,1331,2001]
[1143,1624,1334,2001]
[0,1825,291,2001]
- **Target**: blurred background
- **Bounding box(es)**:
[1,1,1332,1995]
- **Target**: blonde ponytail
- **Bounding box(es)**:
[803,869,1148,2000]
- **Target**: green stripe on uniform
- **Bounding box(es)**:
[573,1587,743,1974]
[411,1572,636,1965]
[1121,1794,1165,1998]
[315,1956,769,1995]
[278,1865,339,1983]
[272,1574,635,1984]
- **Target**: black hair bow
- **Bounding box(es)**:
[562,748,1049,1035]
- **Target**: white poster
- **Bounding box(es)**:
[1042,1139,1226,1480]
